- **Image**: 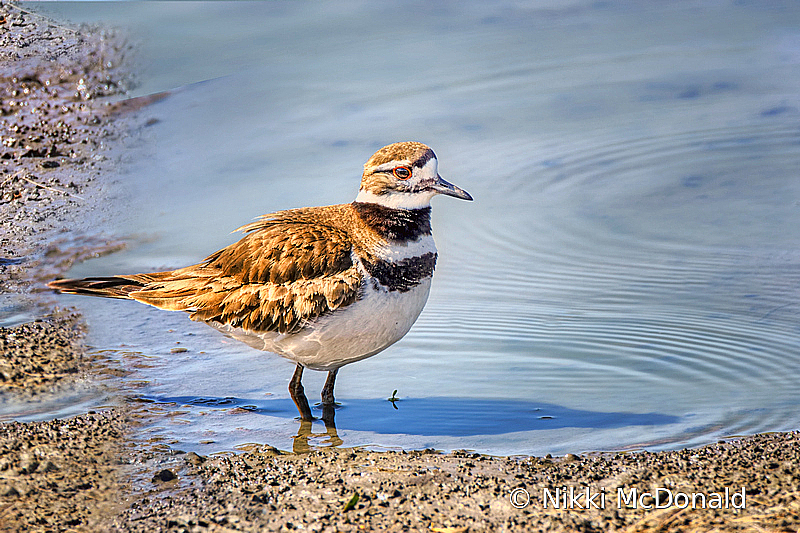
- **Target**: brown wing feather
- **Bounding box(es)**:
[47,275,152,299]
[50,205,365,334]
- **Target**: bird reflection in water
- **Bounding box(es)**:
[292,405,342,453]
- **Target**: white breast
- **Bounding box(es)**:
[211,235,437,371]
[213,278,432,371]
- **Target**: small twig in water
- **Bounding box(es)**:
[388,389,400,409]
[7,3,79,34]
[0,170,19,189]
[2,170,85,200]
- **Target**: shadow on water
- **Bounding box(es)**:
[150,395,679,438]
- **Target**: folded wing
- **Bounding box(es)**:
[49,207,363,334]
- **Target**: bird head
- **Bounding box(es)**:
[355,141,473,209]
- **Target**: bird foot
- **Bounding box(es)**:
[314,401,341,408]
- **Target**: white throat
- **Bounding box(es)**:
[354,189,436,209]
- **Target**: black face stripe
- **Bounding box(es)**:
[411,149,435,169]
[352,202,432,241]
[363,252,437,292]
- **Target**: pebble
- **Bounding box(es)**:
[153,469,177,482]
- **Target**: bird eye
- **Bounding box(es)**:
[392,166,412,180]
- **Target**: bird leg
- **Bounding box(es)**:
[320,369,338,425]
[321,368,338,406]
[289,364,313,421]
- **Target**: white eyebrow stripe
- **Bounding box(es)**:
[372,160,411,173]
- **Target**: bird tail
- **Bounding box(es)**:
[47,271,203,313]
[47,276,148,299]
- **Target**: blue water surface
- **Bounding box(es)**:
[13,0,800,455]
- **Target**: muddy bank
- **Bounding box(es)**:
[0,2,131,294]
[0,4,799,533]
[0,0,130,391]
[0,3,131,531]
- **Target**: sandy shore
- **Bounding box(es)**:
[112,432,800,532]
[0,4,798,532]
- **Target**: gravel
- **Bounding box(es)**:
[113,432,800,532]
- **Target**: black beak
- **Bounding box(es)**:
[427,174,473,201]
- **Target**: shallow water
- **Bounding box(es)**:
[18,1,800,455]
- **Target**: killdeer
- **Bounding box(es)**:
[49,141,472,420]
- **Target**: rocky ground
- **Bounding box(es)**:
[112,432,800,533]
[0,3,130,531]
[0,4,798,533]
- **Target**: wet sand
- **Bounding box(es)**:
[0,3,130,530]
[0,4,798,532]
